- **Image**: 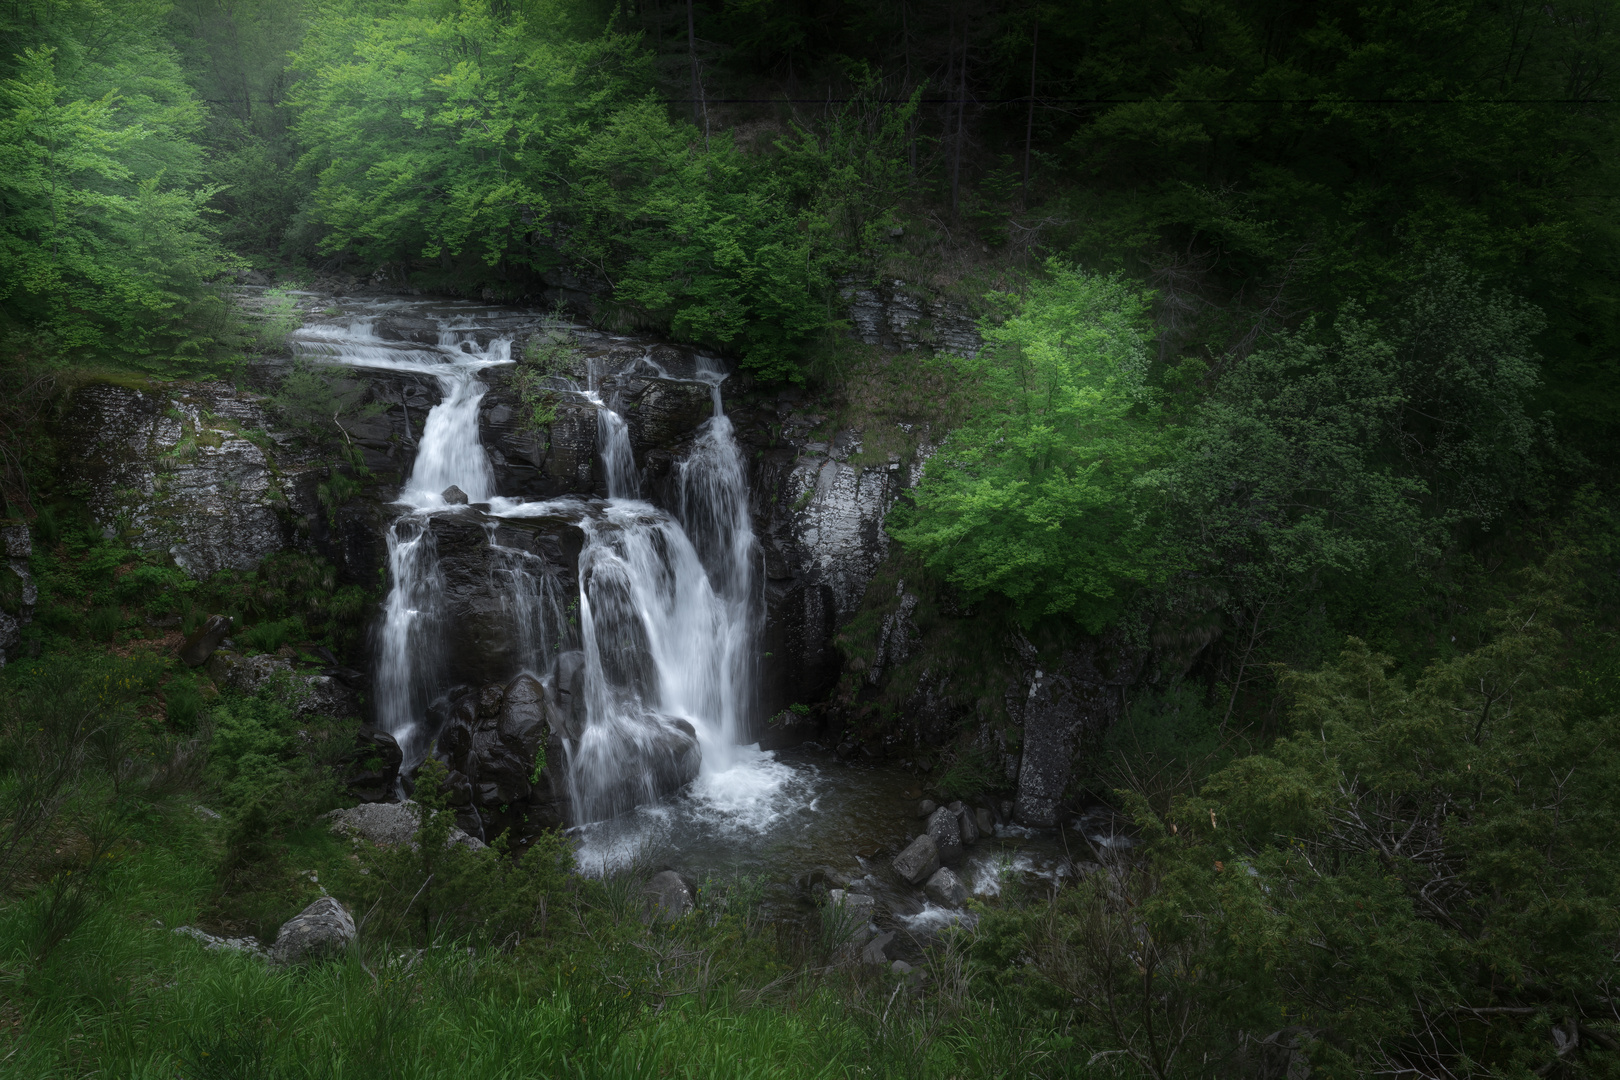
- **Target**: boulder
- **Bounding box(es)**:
[497,674,547,758]
[322,801,486,850]
[205,650,292,695]
[477,682,505,718]
[442,485,469,505]
[926,806,963,866]
[643,870,693,923]
[861,930,895,965]
[956,806,980,845]
[345,726,403,803]
[302,673,360,718]
[177,614,231,667]
[975,808,995,837]
[917,799,937,818]
[826,888,875,926]
[923,867,968,907]
[269,897,355,965]
[892,833,940,885]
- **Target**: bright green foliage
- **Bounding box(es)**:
[0,16,241,362]
[289,1,834,379]
[290,0,647,276]
[890,262,1163,628]
[566,101,829,380]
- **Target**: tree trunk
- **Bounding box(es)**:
[1022,17,1039,204]
[687,0,703,126]
[950,20,967,219]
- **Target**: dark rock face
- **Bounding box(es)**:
[429,673,571,838]
[1010,636,1145,827]
[838,277,983,357]
[427,509,583,687]
[478,371,600,499]
[178,614,232,667]
[926,805,964,866]
[346,726,403,803]
[0,524,36,669]
[60,382,312,578]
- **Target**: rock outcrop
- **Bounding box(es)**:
[0,523,36,668]
[269,897,355,965]
[643,870,694,924]
[61,381,316,578]
[839,278,983,358]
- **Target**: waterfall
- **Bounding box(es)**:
[292,304,762,821]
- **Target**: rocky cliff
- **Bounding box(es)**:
[44,291,1169,826]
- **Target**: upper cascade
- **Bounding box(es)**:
[288,302,762,827]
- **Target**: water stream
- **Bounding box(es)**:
[287,296,1091,936]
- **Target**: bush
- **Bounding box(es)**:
[85,605,122,642]
[237,617,301,654]
[165,681,202,731]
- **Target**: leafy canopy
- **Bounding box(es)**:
[889,262,1165,629]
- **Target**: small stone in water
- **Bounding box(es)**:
[918,799,937,817]
[923,866,968,907]
[892,833,940,885]
[441,485,469,505]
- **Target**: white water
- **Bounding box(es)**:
[290,304,764,818]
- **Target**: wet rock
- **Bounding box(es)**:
[322,801,486,850]
[956,806,980,845]
[345,726,403,803]
[975,808,995,836]
[372,315,440,343]
[926,806,963,866]
[442,485,468,505]
[892,833,940,885]
[270,897,355,965]
[795,865,852,898]
[756,705,823,752]
[430,510,584,686]
[643,870,693,923]
[826,888,875,926]
[478,683,505,718]
[862,930,895,965]
[917,799,937,818]
[923,867,968,907]
[478,372,600,498]
[497,674,547,758]
[573,713,701,821]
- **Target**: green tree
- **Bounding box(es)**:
[889,261,1165,628]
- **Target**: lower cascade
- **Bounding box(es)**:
[291,303,762,833]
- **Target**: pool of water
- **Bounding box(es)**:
[566,743,1121,949]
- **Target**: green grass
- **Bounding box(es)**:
[0,816,1099,1080]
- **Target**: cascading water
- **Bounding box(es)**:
[291,304,764,820]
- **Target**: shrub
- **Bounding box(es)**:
[165,681,202,732]
[238,618,301,654]
[85,605,122,642]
